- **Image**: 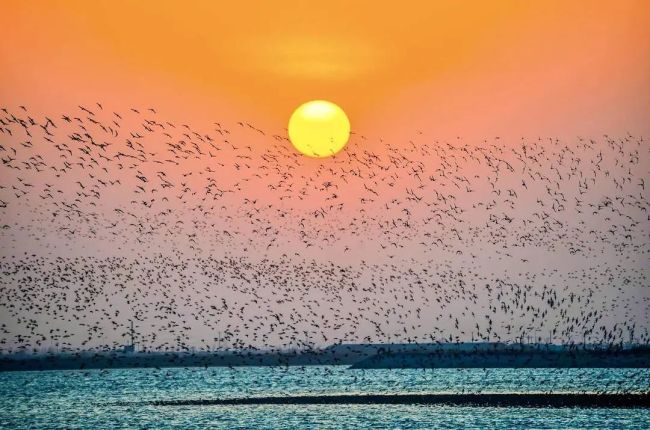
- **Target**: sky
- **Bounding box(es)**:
[2,0,649,138]
[0,1,649,352]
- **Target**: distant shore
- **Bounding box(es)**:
[2,343,649,372]
[350,348,650,369]
[118,393,650,408]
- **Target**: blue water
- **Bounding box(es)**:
[1,367,648,429]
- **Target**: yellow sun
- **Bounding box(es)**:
[288,100,350,158]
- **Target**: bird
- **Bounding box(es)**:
[0,103,647,377]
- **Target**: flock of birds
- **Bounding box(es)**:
[0,104,648,356]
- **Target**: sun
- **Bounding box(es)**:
[288,100,350,158]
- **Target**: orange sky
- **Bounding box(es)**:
[2,0,649,138]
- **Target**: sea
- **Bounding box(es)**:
[1,366,648,429]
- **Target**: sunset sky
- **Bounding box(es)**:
[1,1,649,352]
[2,1,649,138]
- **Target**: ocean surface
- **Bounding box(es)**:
[1,366,648,429]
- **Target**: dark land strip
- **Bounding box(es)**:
[114,393,650,408]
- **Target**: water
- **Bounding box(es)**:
[1,367,648,429]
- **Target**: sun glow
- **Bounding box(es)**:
[288,100,350,158]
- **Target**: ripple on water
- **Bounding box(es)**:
[1,367,649,429]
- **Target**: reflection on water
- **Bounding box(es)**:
[1,367,649,429]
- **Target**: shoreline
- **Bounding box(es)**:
[116,393,650,408]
